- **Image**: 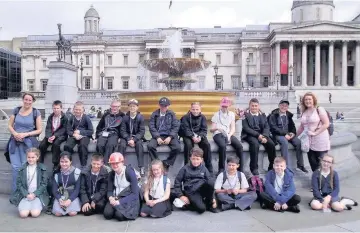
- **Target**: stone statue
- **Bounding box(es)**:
[56,23,73,63]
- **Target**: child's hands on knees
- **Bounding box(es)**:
[274,202,281,211]
[281,203,288,210]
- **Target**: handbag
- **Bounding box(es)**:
[298,131,310,152]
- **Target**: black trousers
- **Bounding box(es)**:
[96,134,119,165]
[64,136,90,166]
[103,202,127,221]
[83,199,106,216]
[308,150,328,172]
[39,137,66,166]
[259,192,301,210]
[118,139,144,167]
[213,134,244,172]
[185,181,215,214]
[183,136,213,173]
[243,136,276,172]
[147,136,180,166]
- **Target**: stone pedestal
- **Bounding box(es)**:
[45,61,78,118]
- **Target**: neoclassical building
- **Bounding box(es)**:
[20,0,360,97]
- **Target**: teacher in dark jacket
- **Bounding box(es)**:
[39,100,68,169]
[241,98,276,176]
[268,99,308,173]
[148,97,180,170]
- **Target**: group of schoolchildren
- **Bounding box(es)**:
[7,92,358,220]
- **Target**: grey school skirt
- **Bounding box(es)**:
[18,198,43,212]
[52,198,81,215]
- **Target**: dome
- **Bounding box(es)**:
[84,5,99,18]
[292,0,334,10]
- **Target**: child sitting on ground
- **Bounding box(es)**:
[172,148,218,214]
[310,154,358,212]
[140,160,172,218]
[259,157,301,213]
[10,148,49,218]
[214,156,257,211]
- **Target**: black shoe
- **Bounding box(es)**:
[296,165,309,173]
[288,205,300,213]
[222,203,235,211]
[260,203,267,209]
[251,169,259,176]
[245,206,251,210]
[209,207,221,213]
[140,167,145,177]
[341,196,358,206]
[345,204,353,210]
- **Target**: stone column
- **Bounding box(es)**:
[100,51,105,89]
[34,55,40,91]
[301,41,308,87]
[275,42,281,77]
[92,52,97,89]
[328,41,334,87]
[256,46,261,83]
[270,45,273,85]
[355,41,360,86]
[315,41,321,87]
[288,41,294,88]
[321,47,327,86]
[342,41,348,87]
[158,49,164,89]
[191,48,195,58]
[241,47,247,87]
[146,49,151,89]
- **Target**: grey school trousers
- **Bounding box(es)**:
[216,191,257,210]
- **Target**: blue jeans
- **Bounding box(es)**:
[10,143,27,192]
[276,136,304,167]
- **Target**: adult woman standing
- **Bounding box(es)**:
[7,93,42,192]
[297,92,330,172]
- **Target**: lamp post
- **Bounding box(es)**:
[80,56,84,90]
[246,57,250,88]
[214,65,219,90]
[289,65,293,90]
[276,73,280,91]
[100,71,105,90]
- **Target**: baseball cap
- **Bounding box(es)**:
[128,99,139,106]
[220,97,231,107]
[279,99,290,105]
[159,97,171,106]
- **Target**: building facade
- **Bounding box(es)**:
[0,47,21,99]
[19,1,360,96]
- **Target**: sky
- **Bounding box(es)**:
[0,0,360,40]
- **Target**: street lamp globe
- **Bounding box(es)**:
[80,56,84,64]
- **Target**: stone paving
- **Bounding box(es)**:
[1,173,360,232]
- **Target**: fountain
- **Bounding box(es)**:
[119,28,234,119]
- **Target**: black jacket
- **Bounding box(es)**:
[173,163,211,197]
[178,112,207,138]
[120,112,145,142]
[79,166,110,205]
[95,111,124,139]
[241,110,270,139]
[268,108,296,136]
[44,112,68,141]
[67,114,94,137]
[149,109,180,139]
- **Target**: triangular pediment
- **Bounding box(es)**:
[278,22,360,33]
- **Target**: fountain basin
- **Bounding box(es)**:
[119,91,235,119]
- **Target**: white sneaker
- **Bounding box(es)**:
[173,198,185,208]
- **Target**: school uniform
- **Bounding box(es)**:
[214,171,257,211]
[311,169,340,203]
[103,166,140,221]
[51,166,82,215]
[64,115,94,167]
[172,163,214,214]
[260,168,301,213]
[80,166,110,216]
[10,163,50,213]
[141,175,172,218]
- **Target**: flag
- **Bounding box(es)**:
[169,0,172,9]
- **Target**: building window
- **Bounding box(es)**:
[41,79,48,91]
[123,55,128,66]
[27,79,35,91]
[215,75,223,90]
[85,55,90,65]
[137,76,146,89]
[84,77,91,90]
[348,51,352,61]
[197,76,205,89]
[216,54,221,64]
[248,53,254,63]
[107,55,112,65]
[316,7,321,20]
[150,50,159,59]
[139,54,145,63]
[121,76,130,89]
[300,9,304,21]
[42,59,47,68]
[106,77,113,90]
[150,76,159,89]
[233,53,239,64]
[263,53,269,63]
[231,75,241,89]
[199,53,204,60]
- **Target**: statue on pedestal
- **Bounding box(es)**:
[56,23,73,63]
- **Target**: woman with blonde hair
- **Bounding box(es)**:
[140,160,172,218]
[297,92,330,172]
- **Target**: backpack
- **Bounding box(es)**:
[317,107,334,136]
[248,176,264,199]
[222,171,242,188]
